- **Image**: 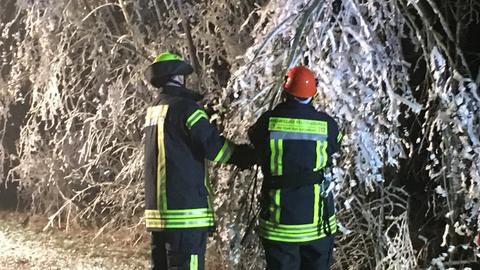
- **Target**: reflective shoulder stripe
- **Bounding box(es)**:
[337,132,343,143]
[268,117,328,135]
[186,109,209,129]
[214,140,234,163]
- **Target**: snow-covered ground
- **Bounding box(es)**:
[0,217,149,270]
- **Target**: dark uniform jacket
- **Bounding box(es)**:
[144,85,242,231]
[249,99,342,243]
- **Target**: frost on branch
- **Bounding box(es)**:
[213,0,479,269]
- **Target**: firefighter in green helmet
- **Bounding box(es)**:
[143,52,254,270]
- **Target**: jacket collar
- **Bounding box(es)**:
[282,98,314,108]
[161,85,203,101]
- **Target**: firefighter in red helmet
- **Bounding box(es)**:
[283,65,318,98]
[249,65,343,269]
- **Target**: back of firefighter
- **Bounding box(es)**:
[249,66,342,270]
[143,52,253,270]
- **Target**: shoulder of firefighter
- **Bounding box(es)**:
[248,100,343,243]
[143,86,254,231]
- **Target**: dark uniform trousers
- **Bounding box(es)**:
[151,230,207,270]
[262,235,334,270]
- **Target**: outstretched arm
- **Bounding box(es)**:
[184,104,255,169]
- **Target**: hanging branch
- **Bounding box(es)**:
[175,0,203,90]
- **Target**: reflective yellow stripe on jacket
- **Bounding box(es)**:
[145,209,214,229]
[214,140,235,163]
[146,105,169,211]
[145,106,214,230]
[190,254,198,270]
[259,215,337,243]
[262,117,336,242]
[186,109,209,129]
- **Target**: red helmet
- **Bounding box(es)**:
[282,66,317,98]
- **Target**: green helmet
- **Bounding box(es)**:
[145,52,194,88]
[153,52,183,63]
